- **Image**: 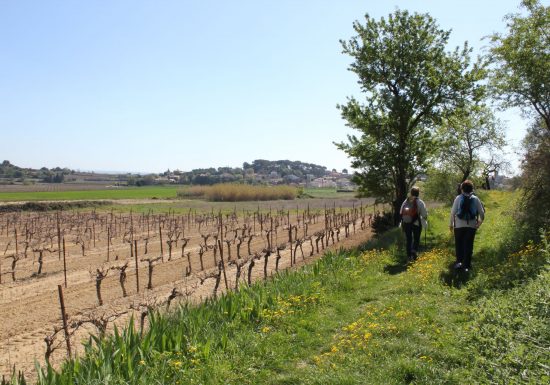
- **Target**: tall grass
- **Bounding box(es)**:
[177,184,298,201]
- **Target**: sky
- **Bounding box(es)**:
[0,0,543,174]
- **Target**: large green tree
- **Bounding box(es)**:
[437,104,507,184]
[489,0,550,131]
[336,9,485,222]
[489,0,550,237]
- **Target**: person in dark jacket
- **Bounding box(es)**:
[449,180,485,272]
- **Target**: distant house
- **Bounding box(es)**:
[155,176,175,184]
[310,178,336,188]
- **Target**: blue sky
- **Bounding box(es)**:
[0,0,541,174]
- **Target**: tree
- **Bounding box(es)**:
[437,104,507,183]
[489,0,550,131]
[336,9,485,223]
[423,166,462,203]
[519,118,550,234]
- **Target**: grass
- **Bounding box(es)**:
[0,186,180,202]
[302,187,357,199]
[5,190,549,384]
[0,186,348,203]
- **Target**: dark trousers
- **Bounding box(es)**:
[403,223,422,258]
[454,227,477,268]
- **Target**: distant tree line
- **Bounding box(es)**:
[163,160,331,186]
[0,160,71,183]
[1,159,341,187]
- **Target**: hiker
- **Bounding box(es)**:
[400,186,428,261]
[449,180,485,272]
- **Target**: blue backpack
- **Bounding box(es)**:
[457,194,478,222]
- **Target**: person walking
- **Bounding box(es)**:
[400,186,428,261]
[449,180,485,272]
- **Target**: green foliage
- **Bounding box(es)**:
[336,9,485,220]
[244,160,327,179]
[423,167,461,203]
[176,160,330,185]
[436,104,507,182]
[519,120,550,238]
[127,174,156,186]
[0,160,72,183]
[489,0,550,129]
[371,212,395,236]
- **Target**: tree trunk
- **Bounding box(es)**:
[485,175,491,190]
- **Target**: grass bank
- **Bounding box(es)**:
[5,191,549,384]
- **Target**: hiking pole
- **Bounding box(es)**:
[424,220,428,248]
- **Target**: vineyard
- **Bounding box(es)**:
[0,199,376,380]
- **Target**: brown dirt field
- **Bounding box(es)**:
[0,204,376,380]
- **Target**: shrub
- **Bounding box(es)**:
[371,212,394,236]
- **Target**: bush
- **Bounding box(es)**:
[371,212,394,236]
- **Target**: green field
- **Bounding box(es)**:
[0,186,180,202]
[303,187,357,199]
[15,190,548,385]
[0,186,359,205]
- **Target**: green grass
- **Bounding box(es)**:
[0,186,180,202]
[302,187,357,199]
[0,186,353,202]
[6,190,549,384]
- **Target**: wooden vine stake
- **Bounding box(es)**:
[159,224,164,261]
[218,213,229,291]
[134,240,140,293]
[57,212,62,261]
[62,237,68,288]
[57,285,72,358]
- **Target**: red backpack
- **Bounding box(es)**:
[401,198,418,223]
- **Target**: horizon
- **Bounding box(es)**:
[2,157,347,176]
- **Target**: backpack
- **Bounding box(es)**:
[457,194,478,222]
[401,198,418,224]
